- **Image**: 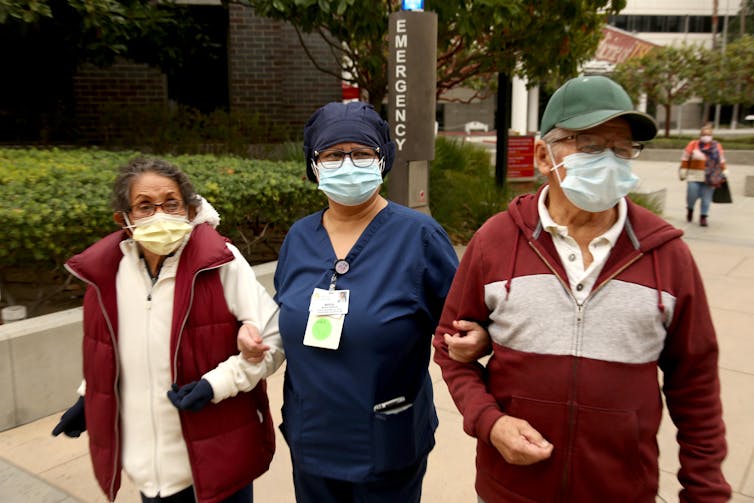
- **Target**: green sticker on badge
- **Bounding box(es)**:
[312,318,332,340]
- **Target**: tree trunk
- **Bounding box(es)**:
[664,103,672,137]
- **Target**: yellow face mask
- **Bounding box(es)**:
[130,213,192,256]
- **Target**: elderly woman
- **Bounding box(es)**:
[52,157,283,503]
[239,101,459,502]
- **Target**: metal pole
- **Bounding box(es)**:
[495,73,511,187]
[714,1,729,129]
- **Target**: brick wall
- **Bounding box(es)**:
[71,7,341,143]
[228,4,342,138]
[73,61,167,142]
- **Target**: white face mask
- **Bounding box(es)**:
[548,145,639,213]
[124,212,192,256]
[700,135,713,143]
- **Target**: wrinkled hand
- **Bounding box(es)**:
[443,320,492,363]
[51,396,86,437]
[237,323,269,363]
[490,415,553,465]
[167,379,213,412]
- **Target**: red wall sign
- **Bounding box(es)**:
[507,136,535,179]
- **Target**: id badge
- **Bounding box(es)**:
[303,288,350,350]
[303,313,344,350]
[309,288,349,315]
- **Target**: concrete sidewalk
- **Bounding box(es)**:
[1,160,754,502]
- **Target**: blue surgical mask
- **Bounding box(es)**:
[549,147,639,212]
[314,158,383,206]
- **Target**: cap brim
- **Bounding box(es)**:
[558,109,658,141]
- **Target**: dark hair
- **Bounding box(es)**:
[110,157,201,213]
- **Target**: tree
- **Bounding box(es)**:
[612,45,699,137]
[237,0,626,108]
[1,0,227,141]
[724,35,754,106]
[0,0,215,70]
[728,0,754,40]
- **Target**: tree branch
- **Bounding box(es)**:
[292,25,344,80]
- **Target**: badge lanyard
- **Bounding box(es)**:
[331,259,350,289]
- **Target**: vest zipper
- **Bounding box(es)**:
[171,264,223,381]
[64,265,121,502]
[171,263,224,500]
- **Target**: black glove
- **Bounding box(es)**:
[51,396,86,437]
[167,379,214,412]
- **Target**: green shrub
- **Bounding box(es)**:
[96,105,296,155]
[0,140,672,279]
[0,148,324,270]
[429,137,525,243]
[627,191,664,215]
[646,135,754,150]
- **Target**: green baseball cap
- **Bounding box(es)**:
[540,75,657,141]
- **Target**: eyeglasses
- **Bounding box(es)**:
[549,133,644,159]
[129,199,184,218]
[315,147,381,170]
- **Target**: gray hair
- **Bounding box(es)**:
[542,127,568,144]
[540,127,571,163]
[110,157,201,213]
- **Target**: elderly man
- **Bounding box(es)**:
[433,76,730,502]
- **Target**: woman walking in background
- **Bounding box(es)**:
[679,124,728,227]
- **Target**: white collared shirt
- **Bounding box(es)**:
[537,186,626,304]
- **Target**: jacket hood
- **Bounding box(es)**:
[507,185,682,254]
[191,195,220,228]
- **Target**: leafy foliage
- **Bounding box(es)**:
[0,0,218,70]
[97,105,296,152]
[239,0,626,107]
[727,0,754,39]
[612,45,699,138]
[1,143,677,312]
[720,35,754,106]
[0,148,324,270]
[429,136,517,243]
[612,32,754,134]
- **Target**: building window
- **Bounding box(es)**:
[608,15,718,34]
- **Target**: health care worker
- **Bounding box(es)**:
[239,101,459,502]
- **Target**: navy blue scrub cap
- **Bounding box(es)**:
[303,101,396,183]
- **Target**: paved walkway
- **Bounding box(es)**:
[1,160,753,502]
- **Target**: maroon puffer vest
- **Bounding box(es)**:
[67,224,275,502]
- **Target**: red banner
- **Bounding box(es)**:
[595,26,657,64]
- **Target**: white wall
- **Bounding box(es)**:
[620,0,741,15]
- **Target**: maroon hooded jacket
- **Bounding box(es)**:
[434,188,730,502]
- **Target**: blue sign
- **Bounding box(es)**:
[402,0,424,10]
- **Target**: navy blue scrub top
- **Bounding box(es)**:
[274,201,458,482]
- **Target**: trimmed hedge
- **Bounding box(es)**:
[0,148,325,269]
[429,136,523,243]
[1,141,666,276]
